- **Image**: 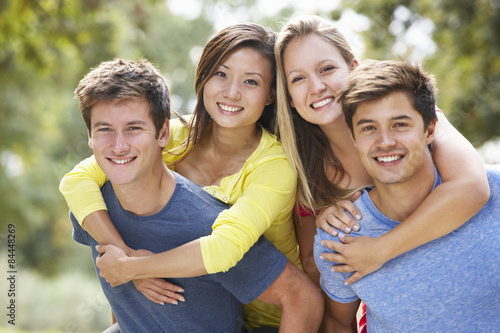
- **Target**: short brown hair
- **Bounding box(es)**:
[75,58,170,137]
[339,60,437,134]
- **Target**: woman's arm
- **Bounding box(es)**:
[100,156,298,282]
[324,111,489,284]
[294,213,321,288]
[59,156,128,249]
[62,149,296,281]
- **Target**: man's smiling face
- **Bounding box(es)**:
[352,91,436,186]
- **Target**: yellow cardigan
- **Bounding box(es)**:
[59,118,301,328]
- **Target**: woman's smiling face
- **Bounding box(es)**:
[283,34,357,126]
[203,46,274,131]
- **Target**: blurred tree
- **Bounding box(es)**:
[343,0,500,146]
[0,0,215,275]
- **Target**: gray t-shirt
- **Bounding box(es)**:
[314,165,500,332]
[72,171,287,333]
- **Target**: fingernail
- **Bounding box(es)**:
[320,255,324,260]
[179,297,185,302]
[338,232,345,238]
[159,302,165,306]
[345,227,351,233]
[353,225,360,231]
[355,214,361,220]
[344,281,349,286]
[331,267,336,272]
[178,288,184,292]
[171,300,178,305]
[331,230,338,236]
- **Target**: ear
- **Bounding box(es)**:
[424,118,437,146]
[266,90,275,106]
[350,58,360,71]
[88,130,93,149]
[158,119,170,148]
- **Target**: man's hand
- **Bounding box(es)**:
[96,244,131,287]
[320,234,388,284]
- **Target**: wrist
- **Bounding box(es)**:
[374,234,396,263]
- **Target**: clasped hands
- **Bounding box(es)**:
[96,245,185,305]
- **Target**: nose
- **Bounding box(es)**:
[309,75,326,95]
[377,129,396,149]
[112,132,129,154]
[223,79,241,100]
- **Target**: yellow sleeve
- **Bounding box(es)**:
[59,155,109,224]
[200,155,297,273]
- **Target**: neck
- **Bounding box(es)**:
[206,122,261,156]
[369,159,436,222]
[113,161,176,216]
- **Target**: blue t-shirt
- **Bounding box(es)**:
[71,171,287,333]
[314,165,500,332]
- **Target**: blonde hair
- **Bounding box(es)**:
[275,14,358,213]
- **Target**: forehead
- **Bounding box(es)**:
[284,34,346,68]
[91,98,151,125]
[353,91,421,124]
[221,46,272,73]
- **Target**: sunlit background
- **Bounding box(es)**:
[1,0,499,331]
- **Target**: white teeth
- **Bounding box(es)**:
[112,158,134,165]
[219,103,243,112]
[376,155,402,163]
[312,97,334,109]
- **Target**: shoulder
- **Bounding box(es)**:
[246,129,295,180]
[172,172,228,212]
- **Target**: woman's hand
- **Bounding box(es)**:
[320,234,389,284]
[133,279,185,305]
[96,245,185,304]
[316,192,363,236]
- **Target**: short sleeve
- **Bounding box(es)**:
[210,236,287,304]
[313,229,359,303]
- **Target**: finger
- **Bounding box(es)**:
[319,252,346,264]
[337,233,355,244]
[321,239,344,252]
[344,271,365,285]
[142,288,180,305]
[96,244,105,254]
[150,279,185,293]
[348,190,363,202]
[325,211,358,234]
[317,218,339,236]
[340,200,362,223]
[331,264,355,274]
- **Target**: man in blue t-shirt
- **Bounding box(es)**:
[68,58,322,332]
[314,60,500,332]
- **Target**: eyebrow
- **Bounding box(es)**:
[92,120,149,128]
[355,115,413,126]
[219,63,264,79]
